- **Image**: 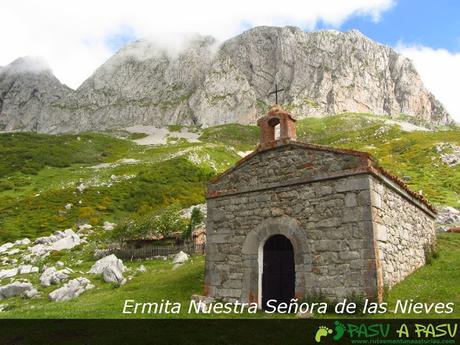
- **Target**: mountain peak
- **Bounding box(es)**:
[0,26,453,133]
[3,56,51,75]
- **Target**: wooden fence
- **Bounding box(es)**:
[109,243,205,260]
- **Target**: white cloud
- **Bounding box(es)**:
[0,0,394,89]
[397,44,460,123]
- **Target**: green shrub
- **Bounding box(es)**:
[110,206,188,243]
[182,207,204,239]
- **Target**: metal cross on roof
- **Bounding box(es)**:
[268,84,285,104]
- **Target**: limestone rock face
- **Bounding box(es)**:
[89,254,126,274]
[219,27,450,124]
[0,27,452,133]
[39,267,73,287]
[0,57,73,133]
[172,251,189,264]
[0,282,34,299]
[102,266,126,285]
[48,277,94,302]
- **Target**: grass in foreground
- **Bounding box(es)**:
[1,234,458,319]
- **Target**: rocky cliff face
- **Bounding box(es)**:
[0,57,74,132]
[0,26,453,133]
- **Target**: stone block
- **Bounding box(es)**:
[357,190,371,206]
[345,193,357,207]
[223,279,242,289]
[335,177,370,192]
[371,192,382,209]
[339,251,361,260]
[375,224,388,242]
[218,288,241,298]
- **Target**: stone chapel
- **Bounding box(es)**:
[204,105,436,308]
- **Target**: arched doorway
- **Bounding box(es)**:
[262,234,295,309]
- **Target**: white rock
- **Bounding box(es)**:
[18,265,39,275]
[40,267,73,287]
[50,234,81,251]
[0,282,34,299]
[78,224,92,231]
[24,287,40,299]
[0,268,18,280]
[89,254,126,274]
[48,277,94,302]
[76,183,86,193]
[64,203,73,210]
[56,261,64,267]
[5,248,20,256]
[103,221,116,231]
[137,265,146,273]
[172,251,189,264]
[14,238,30,246]
[0,243,14,254]
[102,266,126,285]
[28,244,50,257]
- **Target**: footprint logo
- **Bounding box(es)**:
[333,321,346,341]
[315,325,333,343]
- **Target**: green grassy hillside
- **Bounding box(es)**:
[0,113,458,320]
[0,114,459,242]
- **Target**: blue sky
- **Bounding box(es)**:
[330,0,460,52]
[105,1,460,54]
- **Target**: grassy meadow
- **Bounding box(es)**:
[0,112,459,319]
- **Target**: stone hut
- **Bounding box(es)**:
[204,105,436,308]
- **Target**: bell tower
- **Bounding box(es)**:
[257,105,297,150]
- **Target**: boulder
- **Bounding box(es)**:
[0,243,14,254]
[48,277,94,302]
[103,221,116,231]
[28,244,50,257]
[18,265,39,275]
[436,206,460,232]
[29,229,81,255]
[40,267,73,287]
[5,248,20,256]
[89,254,126,274]
[172,251,189,264]
[78,224,92,232]
[14,238,30,246]
[0,282,34,299]
[0,268,18,280]
[24,287,40,299]
[102,266,126,285]
[34,229,77,245]
[50,234,81,251]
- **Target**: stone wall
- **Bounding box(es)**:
[205,173,380,303]
[370,176,436,289]
[205,143,436,305]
